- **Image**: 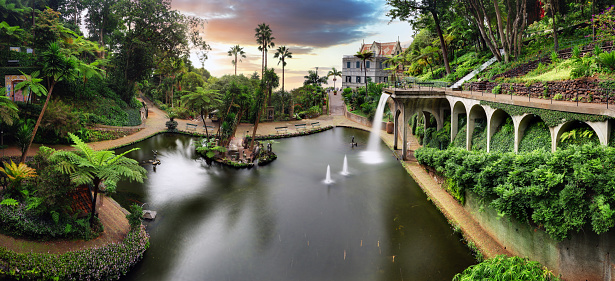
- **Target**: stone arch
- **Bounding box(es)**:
[451,100,467,145]
[486,109,513,153]
[467,104,487,151]
[553,120,605,151]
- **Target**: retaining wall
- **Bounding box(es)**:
[465,189,615,280]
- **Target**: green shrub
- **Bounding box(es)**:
[0,228,149,280]
[453,255,560,281]
[491,84,502,95]
[553,93,563,100]
[596,51,615,72]
[572,45,581,59]
[126,204,143,230]
[416,143,615,241]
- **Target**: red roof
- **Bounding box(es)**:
[360,41,402,56]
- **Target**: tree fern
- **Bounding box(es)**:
[48,133,147,226]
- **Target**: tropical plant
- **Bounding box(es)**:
[0,160,36,196]
[326,67,342,91]
[14,71,48,104]
[47,133,147,226]
[195,137,227,159]
[453,255,560,281]
[20,42,79,163]
[227,45,246,76]
[303,70,327,86]
[595,51,615,72]
[274,46,292,93]
[181,87,222,137]
[354,49,374,89]
[254,23,275,77]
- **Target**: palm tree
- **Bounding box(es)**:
[274,46,292,93]
[303,70,327,86]
[227,45,246,76]
[19,42,78,163]
[181,87,222,137]
[326,67,342,92]
[384,54,404,87]
[49,133,147,227]
[254,23,275,78]
[354,50,374,89]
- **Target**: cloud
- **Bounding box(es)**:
[172,0,383,48]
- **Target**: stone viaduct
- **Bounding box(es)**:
[384,87,615,160]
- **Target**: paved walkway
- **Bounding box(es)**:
[0,92,508,259]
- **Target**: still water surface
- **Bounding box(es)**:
[115,128,475,281]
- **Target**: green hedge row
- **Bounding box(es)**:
[415,144,615,241]
[0,228,149,280]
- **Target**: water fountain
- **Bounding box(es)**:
[341,155,350,176]
[324,164,333,184]
[359,93,389,164]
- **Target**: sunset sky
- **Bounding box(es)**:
[170,0,414,90]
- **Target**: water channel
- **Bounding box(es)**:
[114,128,475,281]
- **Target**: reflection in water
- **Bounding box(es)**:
[116,130,475,281]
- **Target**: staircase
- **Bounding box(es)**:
[450,49,504,90]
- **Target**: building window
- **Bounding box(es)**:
[379,62,383,69]
[346,61,350,69]
[356,61,360,68]
[384,77,388,83]
[356,76,361,83]
[366,61,370,68]
[346,76,351,82]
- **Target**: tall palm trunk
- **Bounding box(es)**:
[20,82,55,163]
[282,63,285,93]
[234,53,238,75]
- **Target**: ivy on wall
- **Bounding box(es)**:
[480,101,611,127]
[519,120,551,153]
[490,118,515,152]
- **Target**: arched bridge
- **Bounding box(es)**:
[384,87,615,160]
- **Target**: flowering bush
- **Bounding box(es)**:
[591,6,615,41]
[0,227,149,280]
[0,200,99,241]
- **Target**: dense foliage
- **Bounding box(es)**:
[489,118,514,153]
[416,144,615,241]
[454,255,560,281]
[0,228,149,280]
[518,120,551,153]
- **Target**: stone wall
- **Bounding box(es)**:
[465,78,614,105]
[343,106,387,129]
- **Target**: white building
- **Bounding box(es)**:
[341,41,405,89]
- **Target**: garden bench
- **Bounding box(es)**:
[311,122,320,128]
[295,124,307,131]
[275,126,288,134]
[203,125,216,132]
[186,123,198,131]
